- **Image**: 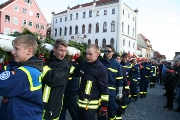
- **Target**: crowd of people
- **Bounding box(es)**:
[0,35,179,120]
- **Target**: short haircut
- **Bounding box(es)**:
[116,54,121,58]
[12,35,37,55]
[121,53,128,58]
[87,44,100,54]
[106,45,115,51]
[54,39,68,48]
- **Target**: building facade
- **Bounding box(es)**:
[0,0,48,36]
[51,0,138,54]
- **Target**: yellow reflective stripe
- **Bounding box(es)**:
[42,85,51,103]
[125,86,129,89]
[19,67,42,91]
[101,94,109,101]
[146,67,150,70]
[59,94,64,117]
[110,116,116,120]
[42,110,46,119]
[70,66,75,74]
[144,92,147,94]
[145,76,149,78]
[78,102,98,109]
[128,95,131,97]
[4,66,7,71]
[53,117,60,120]
[85,80,93,95]
[127,76,129,78]
[133,79,138,82]
[116,77,123,80]
[108,87,116,90]
[139,92,143,94]
[78,99,99,104]
[68,77,72,80]
[123,66,131,68]
[41,66,51,79]
[116,116,122,120]
[108,68,118,72]
[122,105,127,108]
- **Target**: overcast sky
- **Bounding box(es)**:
[1,0,180,60]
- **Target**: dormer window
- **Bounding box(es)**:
[36,13,40,18]
[25,0,32,4]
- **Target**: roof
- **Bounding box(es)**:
[154,51,166,59]
[0,0,15,10]
[137,46,141,50]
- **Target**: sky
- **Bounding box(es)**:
[1,0,180,60]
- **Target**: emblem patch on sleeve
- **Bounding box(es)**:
[0,71,10,80]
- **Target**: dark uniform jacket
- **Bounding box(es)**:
[173,65,180,86]
[129,64,140,84]
[42,51,70,119]
[140,62,153,82]
[78,59,109,110]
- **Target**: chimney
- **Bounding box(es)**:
[134,8,139,13]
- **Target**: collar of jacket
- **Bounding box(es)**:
[87,59,99,65]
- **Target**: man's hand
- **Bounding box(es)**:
[116,87,123,100]
[98,106,107,117]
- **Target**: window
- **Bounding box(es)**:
[28,21,32,28]
[83,11,86,18]
[41,25,45,30]
[133,42,135,48]
[36,13,40,18]
[112,8,115,14]
[111,21,115,32]
[96,11,99,16]
[5,15,10,23]
[128,25,130,35]
[102,38,106,48]
[25,0,32,4]
[123,39,125,46]
[110,38,114,46]
[36,24,39,29]
[55,19,57,23]
[88,39,91,45]
[128,13,130,19]
[122,22,124,32]
[104,10,107,15]
[64,27,67,35]
[13,17,18,25]
[70,14,72,20]
[129,41,130,47]
[96,23,99,33]
[132,28,134,37]
[29,11,33,16]
[76,13,78,19]
[103,22,107,32]
[23,8,27,14]
[60,28,62,36]
[89,10,92,17]
[69,26,72,35]
[60,18,62,22]
[13,6,19,12]
[123,10,124,15]
[22,20,26,26]
[65,17,67,21]
[75,25,78,34]
[4,28,10,35]
[82,24,85,34]
[54,28,57,36]
[88,24,92,33]
[95,39,98,45]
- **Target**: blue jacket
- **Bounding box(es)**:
[101,58,124,88]
[130,64,140,84]
[0,57,43,120]
[140,62,153,82]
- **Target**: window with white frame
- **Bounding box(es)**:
[83,11,86,18]
[111,21,115,32]
[54,28,57,36]
[5,15,10,23]
[28,21,33,28]
[123,39,125,46]
[55,19,57,23]
[128,25,130,35]
[22,20,26,26]
[112,8,115,14]
[122,22,124,32]
[13,6,19,12]
[110,38,114,46]
[41,25,45,30]
[103,22,107,32]
[96,11,99,16]
[60,18,62,22]
[123,10,124,15]
[89,10,92,17]
[65,17,67,21]
[36,13,40,18]
[104,10,107,15]
[13,17,18,25]
[76,13,78,19]
[102,38,106,48]
[133,42,135,48]
[24,0,32,4]
[128,13,130,19]
[29,11,33,16]
[70,14,72,20]
[36,24,39,29]
[23,8,27,14]
[88,24,92,33]
[4,28,10,35]
[82,24,85,34]
[64,27,67,35]
[132,28,134,37]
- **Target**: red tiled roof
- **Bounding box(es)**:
[0,0,15,10]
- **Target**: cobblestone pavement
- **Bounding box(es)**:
[1,83,180,120]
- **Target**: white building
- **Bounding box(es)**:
[51,0,138,54]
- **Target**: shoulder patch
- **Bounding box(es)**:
[0,71,10,80]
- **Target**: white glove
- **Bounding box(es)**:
[116,87,123,100]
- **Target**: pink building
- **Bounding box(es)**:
[0,0,48,36]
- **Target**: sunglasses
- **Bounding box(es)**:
[104,50,113,53]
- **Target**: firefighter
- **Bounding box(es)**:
[129,58,140,101]
[150,60,158,88]
[41,39,70,120]
[77,44,109,120]
[100,45,124,120]
[139,58,153,98]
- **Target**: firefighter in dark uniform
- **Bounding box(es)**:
[59,54,80,120]
[139,58,153,98]
[100,45,124,120]
[150,60,158,88]
[77,44,109,120]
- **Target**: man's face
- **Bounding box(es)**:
[122,56,128,63]
[104,47,114,59]
[132,60,137,65]
[86,47,99,63]
[11,44,32,62]
[116,57,121,63]
[53,44,67,60]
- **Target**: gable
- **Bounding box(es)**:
[137,34,147,48]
